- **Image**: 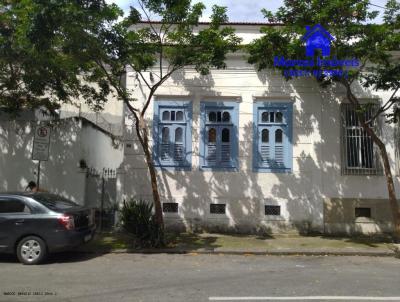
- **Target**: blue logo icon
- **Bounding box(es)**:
[301,24,334,57]
[273,24,358,78]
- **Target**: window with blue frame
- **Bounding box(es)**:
[153,101,192,169]
[253,102,293,172]
[200,101,239,170]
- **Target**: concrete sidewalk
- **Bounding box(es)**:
[76,232,399,257]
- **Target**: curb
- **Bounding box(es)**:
[74,248,395,257]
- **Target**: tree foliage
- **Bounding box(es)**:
[248,0,399,120]
[0,0,122,114]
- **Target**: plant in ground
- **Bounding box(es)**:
[119,198,163,247]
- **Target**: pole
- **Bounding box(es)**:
[36,161,41,190]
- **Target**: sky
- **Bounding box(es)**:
[105,0,389,23]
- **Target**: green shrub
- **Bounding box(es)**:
[119,199,164,247]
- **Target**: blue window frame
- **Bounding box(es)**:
[200,101,239,170]
[153,100,192,169]
[253,102,293,172]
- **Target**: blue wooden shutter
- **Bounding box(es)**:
[258,127,270,167]
[254,102,292,172]
[205,126,217,166]
[272,127,285,168]
[173,125,185,163]
[220,126,232,166]
[160,125,172,164]
[153,101,192,169]
[200,101,238,170]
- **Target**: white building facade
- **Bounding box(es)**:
[120,23,400,235]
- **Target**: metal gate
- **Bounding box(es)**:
[84,168,117,231]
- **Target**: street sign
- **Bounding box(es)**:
[32,125,51,161]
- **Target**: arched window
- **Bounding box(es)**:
[176,111,184,121]
[222,128,230,142]
[162,127,169,143]
[209,112,216,122]
[175,127,183,143]
[276,112,283,123]
[162,111,170,121]
[222,112,230,122]
[275,129,283,143]
[208,128,216,143]
[261,112,269,122]
[261,129,269,143]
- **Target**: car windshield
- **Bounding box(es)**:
[33,194,79,210]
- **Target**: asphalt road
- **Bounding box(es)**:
[0,252,400,302]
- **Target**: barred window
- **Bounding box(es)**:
[341,104,382,175]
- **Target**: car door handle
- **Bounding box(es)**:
[15,219,25,225]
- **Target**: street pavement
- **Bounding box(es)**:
[0,252,400,302]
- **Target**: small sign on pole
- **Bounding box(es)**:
[32,125,51,161]
[32,124,51,190]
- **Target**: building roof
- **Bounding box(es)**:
[137,21,283,26]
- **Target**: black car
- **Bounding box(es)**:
[0,192,96,264]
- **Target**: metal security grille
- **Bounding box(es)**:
[265,205,281,216]
[355,207,371,218]
[341,103,382,175]
[162,203,178,213]
[210,204,226,214]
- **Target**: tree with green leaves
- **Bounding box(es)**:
[92,0,241,235]
[248,0,400,239]
[0,0,122,114]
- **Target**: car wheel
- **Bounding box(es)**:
[16,236,47,265]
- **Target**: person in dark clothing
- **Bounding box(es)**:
[25,181,38,192]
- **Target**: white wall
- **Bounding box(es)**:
[0,117,123,205]
[120,54,400,233]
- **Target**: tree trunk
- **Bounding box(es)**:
[345,84,400,240]
[373,135,400,240]
[141,126,164,228]
[131,111,164,230]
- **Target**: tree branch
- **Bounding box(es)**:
[140,66,181,118]
[137,0,160,38]
[134,68,152,90]
[366,86,400,124]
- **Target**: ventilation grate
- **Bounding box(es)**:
[355,207,371,218]
[210,204,226,214]
[162,203,178,213]
[265,205,281,216]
